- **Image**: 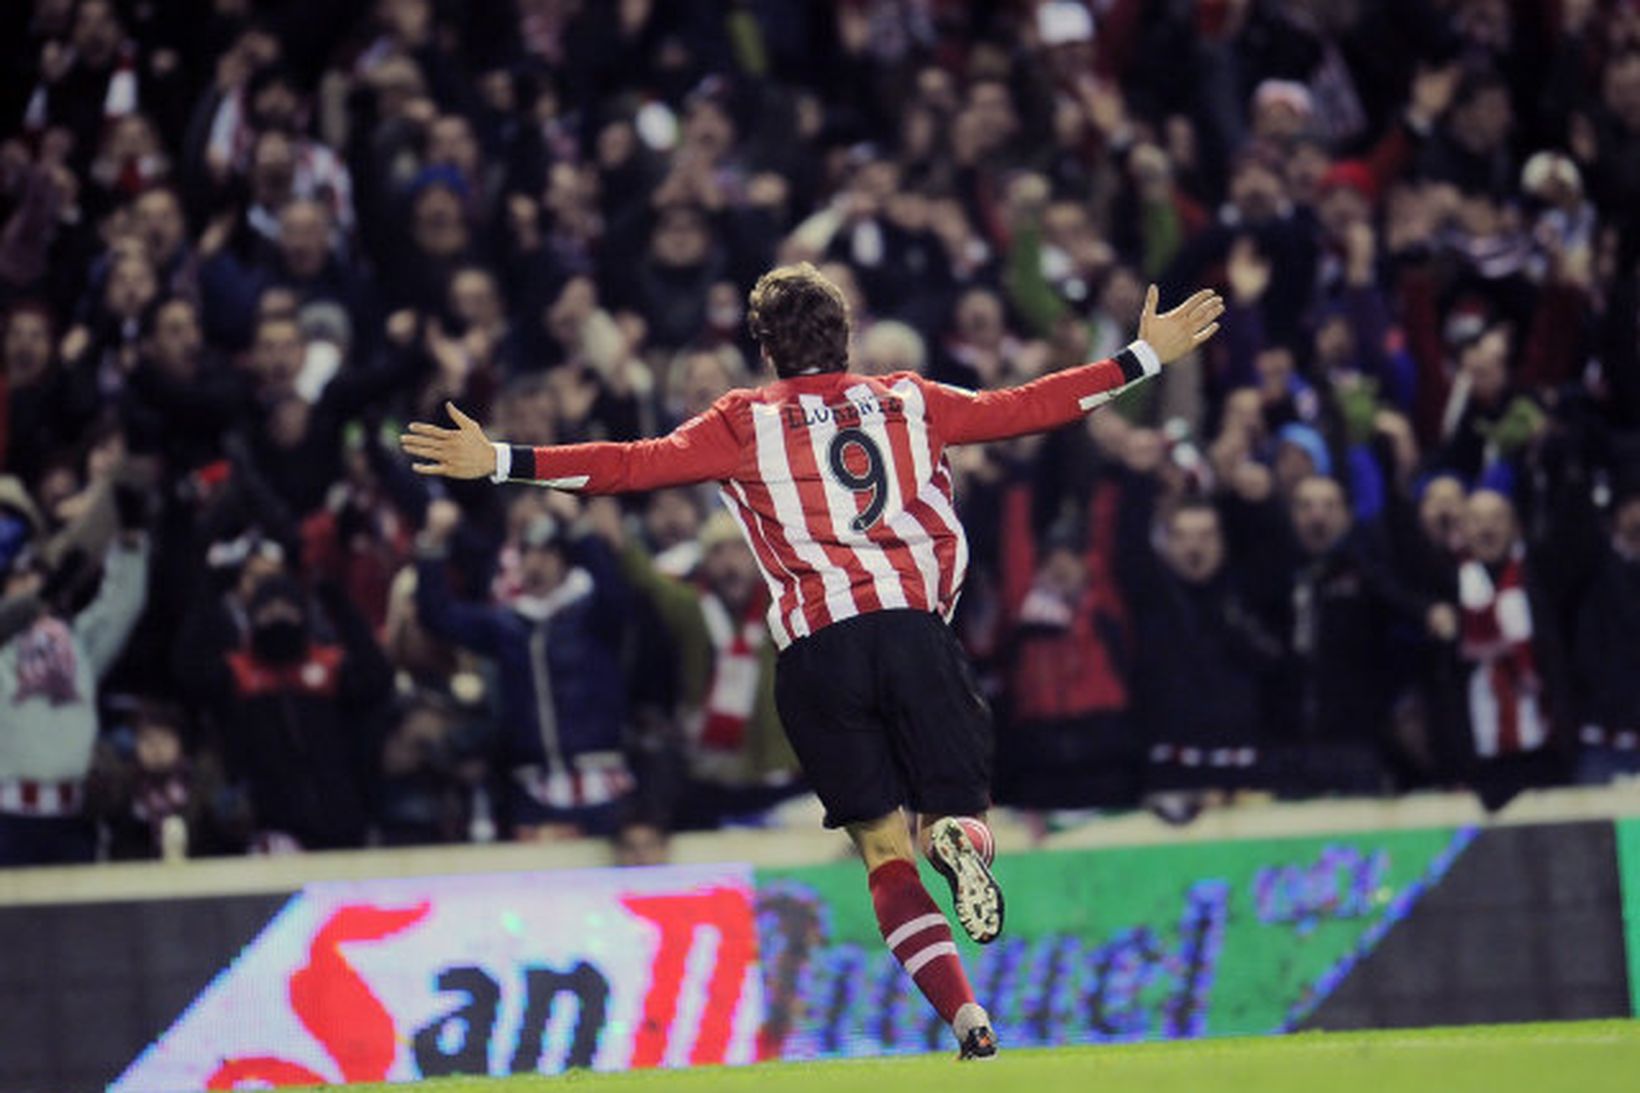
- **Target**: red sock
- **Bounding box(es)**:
[868,858,976,1024]
[954,816,995,866]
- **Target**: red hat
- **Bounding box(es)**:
[1319,160,1377,203]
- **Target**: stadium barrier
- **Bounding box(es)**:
[1,788,1636,1092]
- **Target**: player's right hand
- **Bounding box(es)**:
[400,401,498,479]
[1138,285,1225,364]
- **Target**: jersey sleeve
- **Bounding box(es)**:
[494,397,743,494]
[915,341,1161,446]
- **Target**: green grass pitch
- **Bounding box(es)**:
[333,1021,1639,1093]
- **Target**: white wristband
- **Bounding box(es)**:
[1130,339,1162,377]
[489,443,512,483]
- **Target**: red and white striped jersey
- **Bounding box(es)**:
[495,343,1159,648]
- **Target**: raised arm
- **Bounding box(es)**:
[74,534,150,681]
[400,400,743,495]
[918,347,1156,445]
[412,500,507,656]
[919,286,1223,446]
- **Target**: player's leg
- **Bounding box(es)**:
[917,811,1003,945]
[847,810,997,1060]
[881,612,1006,944]
[774,616,995,1058]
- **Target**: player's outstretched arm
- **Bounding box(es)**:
[923,284,1223,446]
[400,400,742,494]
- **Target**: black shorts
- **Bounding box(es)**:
[775,609,994,829]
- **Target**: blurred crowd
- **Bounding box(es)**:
[1,0,1638,868]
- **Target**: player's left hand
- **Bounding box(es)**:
[400,402,498,479]
[1139,285,1225,364]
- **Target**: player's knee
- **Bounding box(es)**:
[849,815,914,869]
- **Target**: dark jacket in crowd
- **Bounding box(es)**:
[1272,530,1432,793]
[175,579,391,849]
[415,531,632,784]
[1116,476,1283,789]
[1573,550,1640,735]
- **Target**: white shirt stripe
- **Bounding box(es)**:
[751,402,857,628]
[893,380,935,485]
[898,379,970,607]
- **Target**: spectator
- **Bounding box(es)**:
[857,320,927,377]
[610,205,730,351]
[1275,474,1454,795]
[240,311,426,516]
[66,243,158,387]
[196,64,356,236]
[1380,471,1472,787]
[4,302,95,483]
[200,195,374,351]
[0,129,82,302]
[88,697,244,860]
[1419,71,1516,198]
[1455,489,1566,809]
[127,185,197,302]
[387,178,478,313]
[666,345,748,430]
[1572,488,1640,784]
[612,818,671,867]
[446,264,525,378]
[641,487,708,578]
[939,288,1020,390]
[1587,50,1640,242]
[86,113,171,216]
[992,450,1135,810]
[175,573,390,851]
[299,434,417,634]
[415,496,636,840]
[0,497,148,865]
[598,506,802,831]
[1117,469,1283,807]
[25,0,140,173]
[377,691,494,847]
[123,296,238,471]
[1435,325,1543,483]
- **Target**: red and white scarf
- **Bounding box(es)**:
[1458,550,1547,757]
[696,594,764,753]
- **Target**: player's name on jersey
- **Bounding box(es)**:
[783,393,906,431]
